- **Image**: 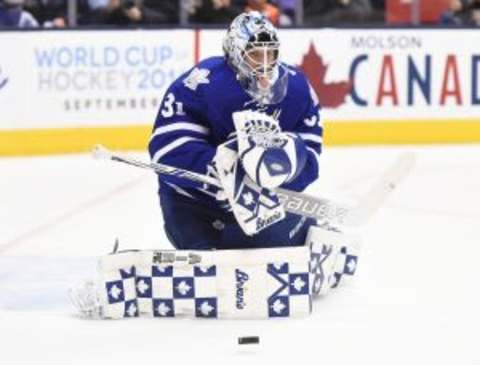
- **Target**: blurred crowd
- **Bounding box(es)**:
[439,0,480,25]
[0,0,479,28]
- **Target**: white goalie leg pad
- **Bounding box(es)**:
[90,246,312,319]
[97,252,143,319]
[307,225,361,296]
[75,229,360,320]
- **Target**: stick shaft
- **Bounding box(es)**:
[108,154,221,188]
[95,145,413,226]
[100,147,351,223]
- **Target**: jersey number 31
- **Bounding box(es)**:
[161,93,185,118]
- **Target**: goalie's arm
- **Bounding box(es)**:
[148,82,215,189]
[281,84,323,192]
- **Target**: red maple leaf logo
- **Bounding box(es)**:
[299,42,352,108]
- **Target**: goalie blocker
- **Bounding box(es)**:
[71,226,360,319]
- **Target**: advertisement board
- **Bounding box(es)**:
[0,29,194,129]
[200,28,480,122]
[0,28,479,154]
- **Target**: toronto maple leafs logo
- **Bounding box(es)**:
[109,284,122,299]
[269,297,289,317]
[157,302,171,316]
[0,67,8,90]
[154,299,174,317]
[242,192,255,207]
[237,185,261,212]
[291,276,307,293]
[299,43,352,108]
[345,257,357,274]
[106,281,125,303]
[125,301,138,317]
[173,277,195,298]
[200,301,214,315]
[176,280,191,295]
[136,279,149,294]
[199,301,214,316]
[136,278,151,297]
[195,298,217,318]
[183,67,210,91]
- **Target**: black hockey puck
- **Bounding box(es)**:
[238,336,260,345]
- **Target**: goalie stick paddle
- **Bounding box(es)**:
[92,145,415,227]
[342,152,416,226]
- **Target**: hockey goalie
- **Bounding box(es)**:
[70,12,363,319]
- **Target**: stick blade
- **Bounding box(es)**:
[345,151,416,226]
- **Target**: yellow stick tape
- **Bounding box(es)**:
[1,120,480,156]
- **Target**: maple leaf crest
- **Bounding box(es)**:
[299,42,352,108]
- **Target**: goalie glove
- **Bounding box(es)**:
[233,110,307,189]
[198,138,238,210]
[201,160,230,210]
[213,139,285,236]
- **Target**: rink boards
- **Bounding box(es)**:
[0,28,479,155]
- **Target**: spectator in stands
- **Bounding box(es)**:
[84,0,168,25]
[303,0,372,26]
[370,0,384,9]
[245,0,280,25]
[142,0,178,24]
[468,0,480,25]
[271,0,296,26]
[23,0,83,28]
[188,0,242,24]
[0,0,38,27]
[439,0,469,25]
[369,0,384,22]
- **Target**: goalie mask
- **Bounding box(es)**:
[223,11,288,105]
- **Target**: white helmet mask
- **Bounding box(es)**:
[223,11,288,105]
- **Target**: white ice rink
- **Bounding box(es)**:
[0,145,479,365]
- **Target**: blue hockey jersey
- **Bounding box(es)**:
[148,56,323,208]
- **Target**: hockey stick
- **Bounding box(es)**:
[275,152,415,226]
[93,144,221,188]
[92,145,414,227]
[343,152,416,226]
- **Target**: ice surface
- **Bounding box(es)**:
[0,146,478,364]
